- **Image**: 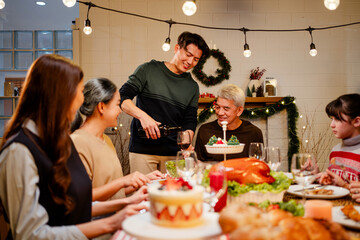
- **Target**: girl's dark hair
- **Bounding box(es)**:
[71,78,117,132]
[1,54,83,213]
[325,93,360,122]
[177,31,210,61]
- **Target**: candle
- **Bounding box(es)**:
[304,200,332,221]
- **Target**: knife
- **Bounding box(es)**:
[294,185,326,192]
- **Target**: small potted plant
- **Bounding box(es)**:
[247,67,266,97]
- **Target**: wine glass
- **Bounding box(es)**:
[177,131,191,151]
[264,147,281,171]
[200,163,227,212]
[249,142,265,161]
[175,150,198,181]
[291,153,317,203]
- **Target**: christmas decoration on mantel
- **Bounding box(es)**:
[192,48,232,87]
[197,96,299,170]
[247,67,266,97]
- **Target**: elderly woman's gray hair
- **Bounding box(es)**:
[217,84,245,107]
[71,78,117,132]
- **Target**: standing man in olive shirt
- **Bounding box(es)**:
[120,32,209,174]
[195,84,264,161]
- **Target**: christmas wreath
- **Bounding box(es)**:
[192,49,231,87]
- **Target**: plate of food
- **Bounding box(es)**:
[332,205,360,229]
[287,184,350,199]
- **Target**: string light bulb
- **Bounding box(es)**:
[63,0,76,7]
[310,43,317,56]
[83,19,92,35]
[162,38,171,52]
[0,0,5,9]
[308,27,317,57]
[182,0,197,16]
[242,29,251,58]
[83,3,93,35]
[243,44,251,57]
[324,0,340,10]
[162,20,173,52]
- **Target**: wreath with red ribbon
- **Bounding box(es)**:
[192,49,231,87]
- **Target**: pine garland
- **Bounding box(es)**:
[192,49,231,87]
[197,96,299,170]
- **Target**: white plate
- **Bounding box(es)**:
[122,212,222,240]
[332,206,360,229]
[287,184,350,199]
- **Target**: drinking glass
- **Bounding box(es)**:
[175,150,198,181]
[165,160,178,178]
[249,142,265,161]
[200,163,227,212]
[291,153,317,203]
[177,131,191,151]
[264,147,281,171]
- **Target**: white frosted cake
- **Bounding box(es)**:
[148,178,204,228]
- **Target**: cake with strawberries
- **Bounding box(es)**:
[205,135,245,154]
[148,178,204,228]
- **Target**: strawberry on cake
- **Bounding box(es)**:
[148,178,204,228]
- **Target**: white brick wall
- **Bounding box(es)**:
[78,0,360,169]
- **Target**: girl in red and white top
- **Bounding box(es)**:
[318,94,360,201]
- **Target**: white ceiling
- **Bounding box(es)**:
[0,0,79,30]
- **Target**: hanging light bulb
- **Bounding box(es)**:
[0,0,5,9]
[63,0,76,8]
[309,43,317,57]
[308,27,317,57]
[324,0,340,10]
[83,19,92,35]
[83,3,93,35]
[243,43,251,57]
[182,0,197,16]
[242,29,251,58]
[162,38,171,52]
[161,20,173,52]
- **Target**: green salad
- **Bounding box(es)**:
[227,171,292,196]
[250,199,304,216]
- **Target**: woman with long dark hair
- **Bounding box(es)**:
[0,55,146,239]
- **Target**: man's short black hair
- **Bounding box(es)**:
[177,31,210,60]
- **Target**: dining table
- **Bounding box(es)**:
[111,188,360,240]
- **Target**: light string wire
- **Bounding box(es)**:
[77,1,360,34]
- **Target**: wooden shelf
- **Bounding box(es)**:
[198,96,284,109]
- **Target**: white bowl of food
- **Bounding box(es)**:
[205,144,245,154]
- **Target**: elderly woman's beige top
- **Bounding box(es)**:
[71,129,125,200]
